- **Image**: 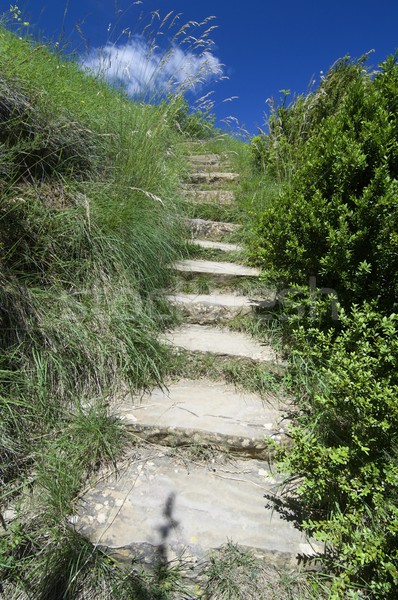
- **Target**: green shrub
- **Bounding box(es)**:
[280,305,398,597]
[248,54,398,315]
[244,52,398,599]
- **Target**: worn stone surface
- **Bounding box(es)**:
[187,156,231,173]
[189,239,242,252]
[188,154,220,164]
[74,447,315,566]
[183,189,235,205]
[189,172,239,184]
[75,150,313,580]
[167,293,255,323]
[185,218,240,241]
[163,324,278,364]
[113,379,288,456]
[173,259,260,279]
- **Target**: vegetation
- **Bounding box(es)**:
[246,53,398,598]
[0,19,197,598]
[2,4,397,597]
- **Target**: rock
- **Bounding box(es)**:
[185,218,240,241]
[183,189,235,205]
[113,379,290,458]
[189,172,239,184]
[188,239,242,252]
[172,259,260,280]
[167,293,255,323]
[74,447,315,569]
[163,324,278,364]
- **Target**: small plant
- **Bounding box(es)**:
[202,542,265,599]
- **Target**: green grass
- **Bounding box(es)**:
[165,348,283,398]
[170,271,276,299]
[201,542,329,600]
[0,23,193,599]
[180,197,241,223]
[185,242,244,263]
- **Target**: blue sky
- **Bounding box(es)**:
[14,0,398,134]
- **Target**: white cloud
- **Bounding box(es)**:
[80,36,223,98]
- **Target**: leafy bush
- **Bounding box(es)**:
[248,54,398,315]
[245,53,398,598]
[280,305,398,597]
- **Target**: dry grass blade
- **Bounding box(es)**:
[129,186,164,205]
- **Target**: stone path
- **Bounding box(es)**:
[188,239,242,252]
[162,324,278,363]
[74,149,316,587]
[173,258,260,279]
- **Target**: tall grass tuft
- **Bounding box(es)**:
[0,9,221,596]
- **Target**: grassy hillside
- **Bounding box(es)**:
[0,25,194,598]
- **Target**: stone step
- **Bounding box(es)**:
[188,154,220,164]
[74,446,317,571]
[113,379,289,458]
[189,239,242,252]
[167,292,256,323]
[163,324,279,365]
[189,164,232,173]
[173,259,260,280]
[189,172,239,184]
[186,218,240,241]
[183,189,235,205]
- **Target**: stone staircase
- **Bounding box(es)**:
[74,150,316,591]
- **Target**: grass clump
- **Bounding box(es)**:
[0,21,194,598]
[166,348,282,398]
[202,542,328,600]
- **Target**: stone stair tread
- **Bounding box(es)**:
[114,379,286,443]
[189,172,239,183]
[167,293,254,324]
[189,165,232,173]
[173,259,260,277]
[167,293,253,307]
[74,446,315,564]
[188,154,220,163]
[186,218,240,241]
[163,324,278,363]
[72,152,318,577]
[189,239,242,252]
[183,189,235,204]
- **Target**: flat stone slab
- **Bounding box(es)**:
[113,379,288,457]
[188,154,219,164]
[189,172,239,184]
[164,324,278,364]
[184,189,235,205]
[167,293,255,323]
[188,155,230,172]
[173,259,260,279]
[189,239,242,252]
[74,447,315,566]
[186,218,240,241]
[189,164,232,173]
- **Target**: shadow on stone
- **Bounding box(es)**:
[263,489,325,567]
[155,492,180,577]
